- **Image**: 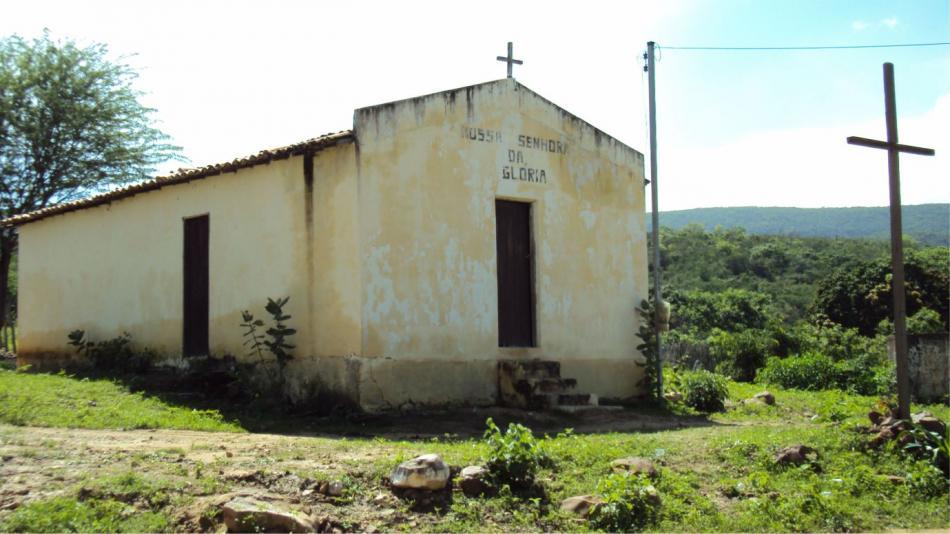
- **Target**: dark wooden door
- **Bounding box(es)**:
[495,200,535,347]
[183,215,209,356]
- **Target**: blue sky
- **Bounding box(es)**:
[3,0,948,210]
[654,0,948,141]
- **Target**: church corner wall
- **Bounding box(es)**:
[293,141,367,404]
[349,79,648,409]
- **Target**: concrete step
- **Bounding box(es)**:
[529,392,598,409]
[498,359,592,412]
[533,377,577,394]
[552,404,623,414]
[558,392,598,406]
[498,359,561,381]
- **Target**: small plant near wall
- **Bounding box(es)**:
[263,297,296,369]
[240,297,296,370]
[240,312,266,363]
[635,298,660,401]
[66,330,152,373]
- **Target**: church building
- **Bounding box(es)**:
[7,78,649,411]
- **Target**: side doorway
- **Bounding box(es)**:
[183,215,209,356]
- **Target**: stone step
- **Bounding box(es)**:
[558,392,598,406]
[552,404,623,414]
[533,377,577,394]
[498,359,561,380]
[528,392,598,410]
[498,359,592,411]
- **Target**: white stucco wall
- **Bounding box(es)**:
[17,155,317,362]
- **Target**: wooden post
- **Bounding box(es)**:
[847,62,935,420]
[882,64,911,420]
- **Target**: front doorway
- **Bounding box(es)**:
[495,200,536,347]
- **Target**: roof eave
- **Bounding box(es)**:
[2,130,354,228]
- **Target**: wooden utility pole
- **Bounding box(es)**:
[645,41,662,400]
[846,62,935,420]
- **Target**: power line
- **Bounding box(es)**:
[659,42,950,51]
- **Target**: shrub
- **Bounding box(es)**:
[906,307,947,334]
[66,330,154,373]
[707,328,776,382]
[756,352,892,395]
[758,352,838,391]
[483,418,549,490]
[903,459,949,497]
[677,369,729,412]
[834,353,893,395]
[635,298,660,399]
[589,473,661,532]
[802,321,888,362]
[900,420,949,475]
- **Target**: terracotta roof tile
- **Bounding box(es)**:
[2,130,354,227]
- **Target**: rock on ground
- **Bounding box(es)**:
[390,454,451,491]
[664,391,683,403]
[610,457,659,479]
[221,496,314,533]
[774,445,818,466]
[560,495,603,517]
[912,412,947,434]
[457,465,491,497]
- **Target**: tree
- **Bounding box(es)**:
[811,254,949,336]
[0,32,180,334]
[666,288,777,336]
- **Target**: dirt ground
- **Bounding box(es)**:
[0,407,715,531]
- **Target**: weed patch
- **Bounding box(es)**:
[589,473,660,532]
[0,496,170,533]
[483,418,550,491]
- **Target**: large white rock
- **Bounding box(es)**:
[390,454,451,490]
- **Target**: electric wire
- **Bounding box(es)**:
[658,42,950,51]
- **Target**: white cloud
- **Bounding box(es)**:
[657,94,949,210]
[880,17,899,29]
[852,17,899,31]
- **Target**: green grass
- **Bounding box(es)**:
[0,369,946,532]
[0,496,170,533]
[1,325,17,353]
[0,369,242,432]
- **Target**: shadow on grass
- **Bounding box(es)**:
[42,365,722,440]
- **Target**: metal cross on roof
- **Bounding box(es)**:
[496,42,523,79]
[846,62,935,420]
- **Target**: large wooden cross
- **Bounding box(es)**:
[496,42,523,79]
[846,62,935,420]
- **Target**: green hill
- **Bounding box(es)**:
[649,204,949,246]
